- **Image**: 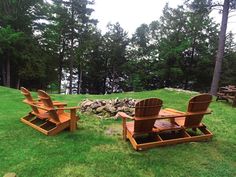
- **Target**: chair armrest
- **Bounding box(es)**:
[23,101,79,111]
[115,112,133,140]
[52,101,67,106]
[115,112,134,120]
[37,100,67,106]
[134,116,160,121]
[158,108,212,120]
[186,109,212,116]
[164,108,185,114]
[54,106,80,110]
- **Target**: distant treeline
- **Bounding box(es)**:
[0,0,236,94]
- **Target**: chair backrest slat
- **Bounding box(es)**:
[185,94,212,127]
[21,87,40,114]
[38,90,60,123]
[21,87,34,102]
[134,98,162,133]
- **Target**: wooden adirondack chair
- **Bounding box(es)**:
[174,94,212,129]
[21,87,67,120]
[117,95,213,151]
[21,87,48,120]
[156,94,213,142]
[20,89,79,135]
[116,98,163,150]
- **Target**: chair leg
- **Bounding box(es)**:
[123,127,128,141]
[122,118,128,140]
[70,109,77,132]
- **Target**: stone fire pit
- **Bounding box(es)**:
[80,98,138,118]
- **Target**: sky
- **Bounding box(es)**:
[91,0,236,36]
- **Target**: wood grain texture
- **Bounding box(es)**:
[20,89,79,135]
[117,95,213,151]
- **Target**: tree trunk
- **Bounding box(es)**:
[16,78,20,89]
[77,65,82,94]
[69,2,75,94]
[58,39,65,94]
[69,50,74,94]
[103,76,107,94]
[210,0,230,95]
[58,57,63,94]
[184,76,189,90]
[184,41,196,90]
[2,61,6,86]
[166,67,171,87]
[6,57,10,87]
[103,58,109,94]
[111,73,115,93]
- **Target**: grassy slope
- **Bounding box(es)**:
[0,86,235,177]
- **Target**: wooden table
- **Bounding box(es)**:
[158,109,211,119]
[154,108,211,132]
[216,87,236,107]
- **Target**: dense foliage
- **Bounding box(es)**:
[0,0,235,93]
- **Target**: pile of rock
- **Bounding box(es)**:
[80,98,138,118]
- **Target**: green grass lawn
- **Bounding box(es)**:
[0,86,235,177]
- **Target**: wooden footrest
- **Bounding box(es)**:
[127,127,213,151]
[21,113,58,135]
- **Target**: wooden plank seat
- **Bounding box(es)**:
[156,94,213,142]
[20,89,80,135]
[154,120,182,132]
[116,95,213,151]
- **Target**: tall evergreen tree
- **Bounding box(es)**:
[103,23,129,93]
[0,0,49,88]
[49,0,97,94]
[210,0,236,95]
[156,2,218,90]
[78,29,107,94]
[127,23,160,91]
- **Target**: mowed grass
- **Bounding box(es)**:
[0,86,235,177]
